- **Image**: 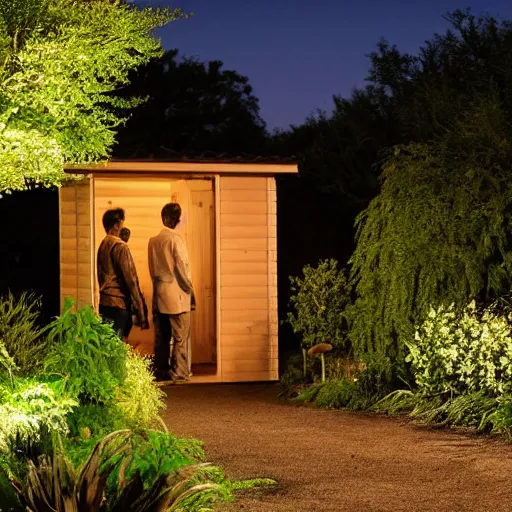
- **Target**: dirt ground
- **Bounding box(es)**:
[162,383,512,512]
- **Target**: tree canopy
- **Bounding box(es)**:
[114,49,267,157]
[0,0,182,192]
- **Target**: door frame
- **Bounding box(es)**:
[90,173,221,379]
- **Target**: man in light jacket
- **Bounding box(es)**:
[148,202,195,382]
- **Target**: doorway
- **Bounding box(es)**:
[93,176,217,375]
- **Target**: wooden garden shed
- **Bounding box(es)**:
[58,159,298,383]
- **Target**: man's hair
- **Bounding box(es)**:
[119,227,131,243]
[102,208,125,233]
[161,203,181,228]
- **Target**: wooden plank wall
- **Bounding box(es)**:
[93,178,172,352]
[59,178,93,311]
[219,176,279,381]
[267,177,279,379]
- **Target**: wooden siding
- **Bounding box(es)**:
[59,178,93,310]
[58,170,280,384]
[218,176,279,382]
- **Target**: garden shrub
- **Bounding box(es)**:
[407,301,512,396]
[286,259,351,351]
[0,471,22,511]
[0,298,263,510]
[374,390,500,432]
[279,352,318,398]
[295,382,323,404]
[45,299,128,403]
[0,293,48,375]
[12,430,232,512]
[103,430,234,510]
[0,378,76,456]
[109,430,207,486]
[0,340,17,387]
[326,353,367,380]
[315,378,356,409]
[115,350,166,429]
[373,301,512,436]
[487,396,512,439]
[346,354,394,409]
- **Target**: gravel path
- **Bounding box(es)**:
[162,383,512,512]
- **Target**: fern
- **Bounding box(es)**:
[44,299,128,404]
[0,292,48,375]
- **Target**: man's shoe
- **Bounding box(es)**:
[154,371,172,382]
[172,375,189,384]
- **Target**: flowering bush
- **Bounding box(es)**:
[407,301,512,396]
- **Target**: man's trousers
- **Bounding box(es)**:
[154,311,191,380]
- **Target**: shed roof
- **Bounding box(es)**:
[65,154,298,176]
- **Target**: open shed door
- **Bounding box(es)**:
[93,177,216,371]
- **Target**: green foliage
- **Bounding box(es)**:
[348,88,512,376]
[346,356,393,409]
[67,404,126,441]
[45,300,129,403]
[374,390,500,433]
[64,403,127,468]
[111,430,206,488]
[294,382,323,404]
[12,430,233,512]
[101,431,232,511]
[115,350,166,429]
[487,396,512,438]
[279,352,318,398]
[371,299,512,436]
[0,340,17,387]
[280,356,305,390]
[286,259,351,351]
[0,0,184,192]
[231,478,277,491]
[295,370,388,411]
[294,379,354,409]
[0,470,22,511]
[0,292,48,375]
[314,378,356,409]
[284,350,390,410]
[0,378,76,465]
[0,296,242,511]
[408,302,512,396]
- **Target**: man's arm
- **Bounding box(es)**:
[173,237,194,294]
[148,239,155,280]
[115,244,148,325]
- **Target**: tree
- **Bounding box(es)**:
[0,0,182,192]
[114,49,267,157]
[347,11,512,380]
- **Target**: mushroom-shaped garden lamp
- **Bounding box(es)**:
[307,343,333,383]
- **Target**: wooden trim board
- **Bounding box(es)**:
[215,175,223,380]
[65,160,298,175]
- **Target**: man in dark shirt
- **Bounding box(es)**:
[97,208,149,338]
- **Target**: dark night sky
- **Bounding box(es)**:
[136,0,512,130]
